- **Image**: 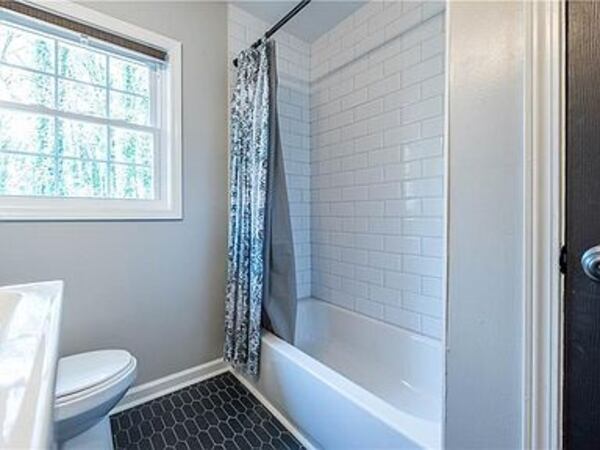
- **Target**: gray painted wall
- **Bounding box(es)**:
[445,1,524,448]
[0,1,228,386]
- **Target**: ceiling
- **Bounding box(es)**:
[231,1,366,42]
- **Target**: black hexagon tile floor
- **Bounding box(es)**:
[110,372,304,450]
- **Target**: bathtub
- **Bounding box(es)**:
[241,298,442,449]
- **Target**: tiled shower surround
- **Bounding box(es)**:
[310,2,445,339]
[228,1,445,340]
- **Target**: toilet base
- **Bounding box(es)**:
[59,416,113,450]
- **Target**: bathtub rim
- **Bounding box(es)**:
[296,297,443,401]
[261,330,442,449]
[297,296,443,351]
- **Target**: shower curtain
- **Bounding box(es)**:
[224,41,297,376]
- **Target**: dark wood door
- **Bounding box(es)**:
[565,2,600,448]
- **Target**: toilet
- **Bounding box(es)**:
[54,350,137,449]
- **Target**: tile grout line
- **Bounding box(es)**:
[229,370,317,450]
[110,371,305,450]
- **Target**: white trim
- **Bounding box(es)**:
[231,371,316,450]
[0,0,182,221]
[110,358,227,415]
[0,99,158,134]
[522,1,564,449]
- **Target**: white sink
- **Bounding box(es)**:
[0,281,63,449]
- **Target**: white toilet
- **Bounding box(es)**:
[54,350,137,449]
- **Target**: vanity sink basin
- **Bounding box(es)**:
[0,281,63,449]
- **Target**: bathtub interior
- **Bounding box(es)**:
[294,298,442,424]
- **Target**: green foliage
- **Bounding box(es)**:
[0,25,154,200]
[33,37,53,196]
[122,64,138,197]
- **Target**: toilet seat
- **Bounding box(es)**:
[56,350,134,399]
[55,350,136,423]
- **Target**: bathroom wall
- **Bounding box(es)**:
[0,1,228,385]
[228,5,312,299]
[309,1,446,339]
[445,1,525,448]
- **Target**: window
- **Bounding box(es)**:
[0,2,181,220]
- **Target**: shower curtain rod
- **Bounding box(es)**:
[233,0,312,67]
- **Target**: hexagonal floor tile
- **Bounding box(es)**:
[110,372,304,450]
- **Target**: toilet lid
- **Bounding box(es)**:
[56,350,133,399]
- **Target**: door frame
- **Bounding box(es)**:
[522,0,564,448]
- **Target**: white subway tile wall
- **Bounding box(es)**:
[310,1,445,340]
[228,5,312,299]
[228,1,445,341]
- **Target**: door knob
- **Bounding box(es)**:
[581,245,600,281]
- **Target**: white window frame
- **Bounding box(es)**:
[0,0,182,220]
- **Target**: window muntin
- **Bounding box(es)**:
[0,20,160,201]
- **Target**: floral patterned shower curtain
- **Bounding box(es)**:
[224,41,296,376]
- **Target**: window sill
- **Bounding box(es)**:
[0,196,182,221]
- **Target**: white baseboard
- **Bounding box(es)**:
[231,371,316,450]
[111,358,228,414]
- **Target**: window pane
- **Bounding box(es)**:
[58,79,106,117]
[0,23,54,73]
[109,57,149,96]
[110,91,149,125]
[60,158,107,198]
[57,119,107,160]
[110,127,153,166]
[0,153,54,196]
[0,65,54,107]
[58,42,106,86]
[0,21,163,207]
[0,109,54,155]
[110,163,154,200]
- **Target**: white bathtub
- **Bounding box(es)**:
[242,298,442,449]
